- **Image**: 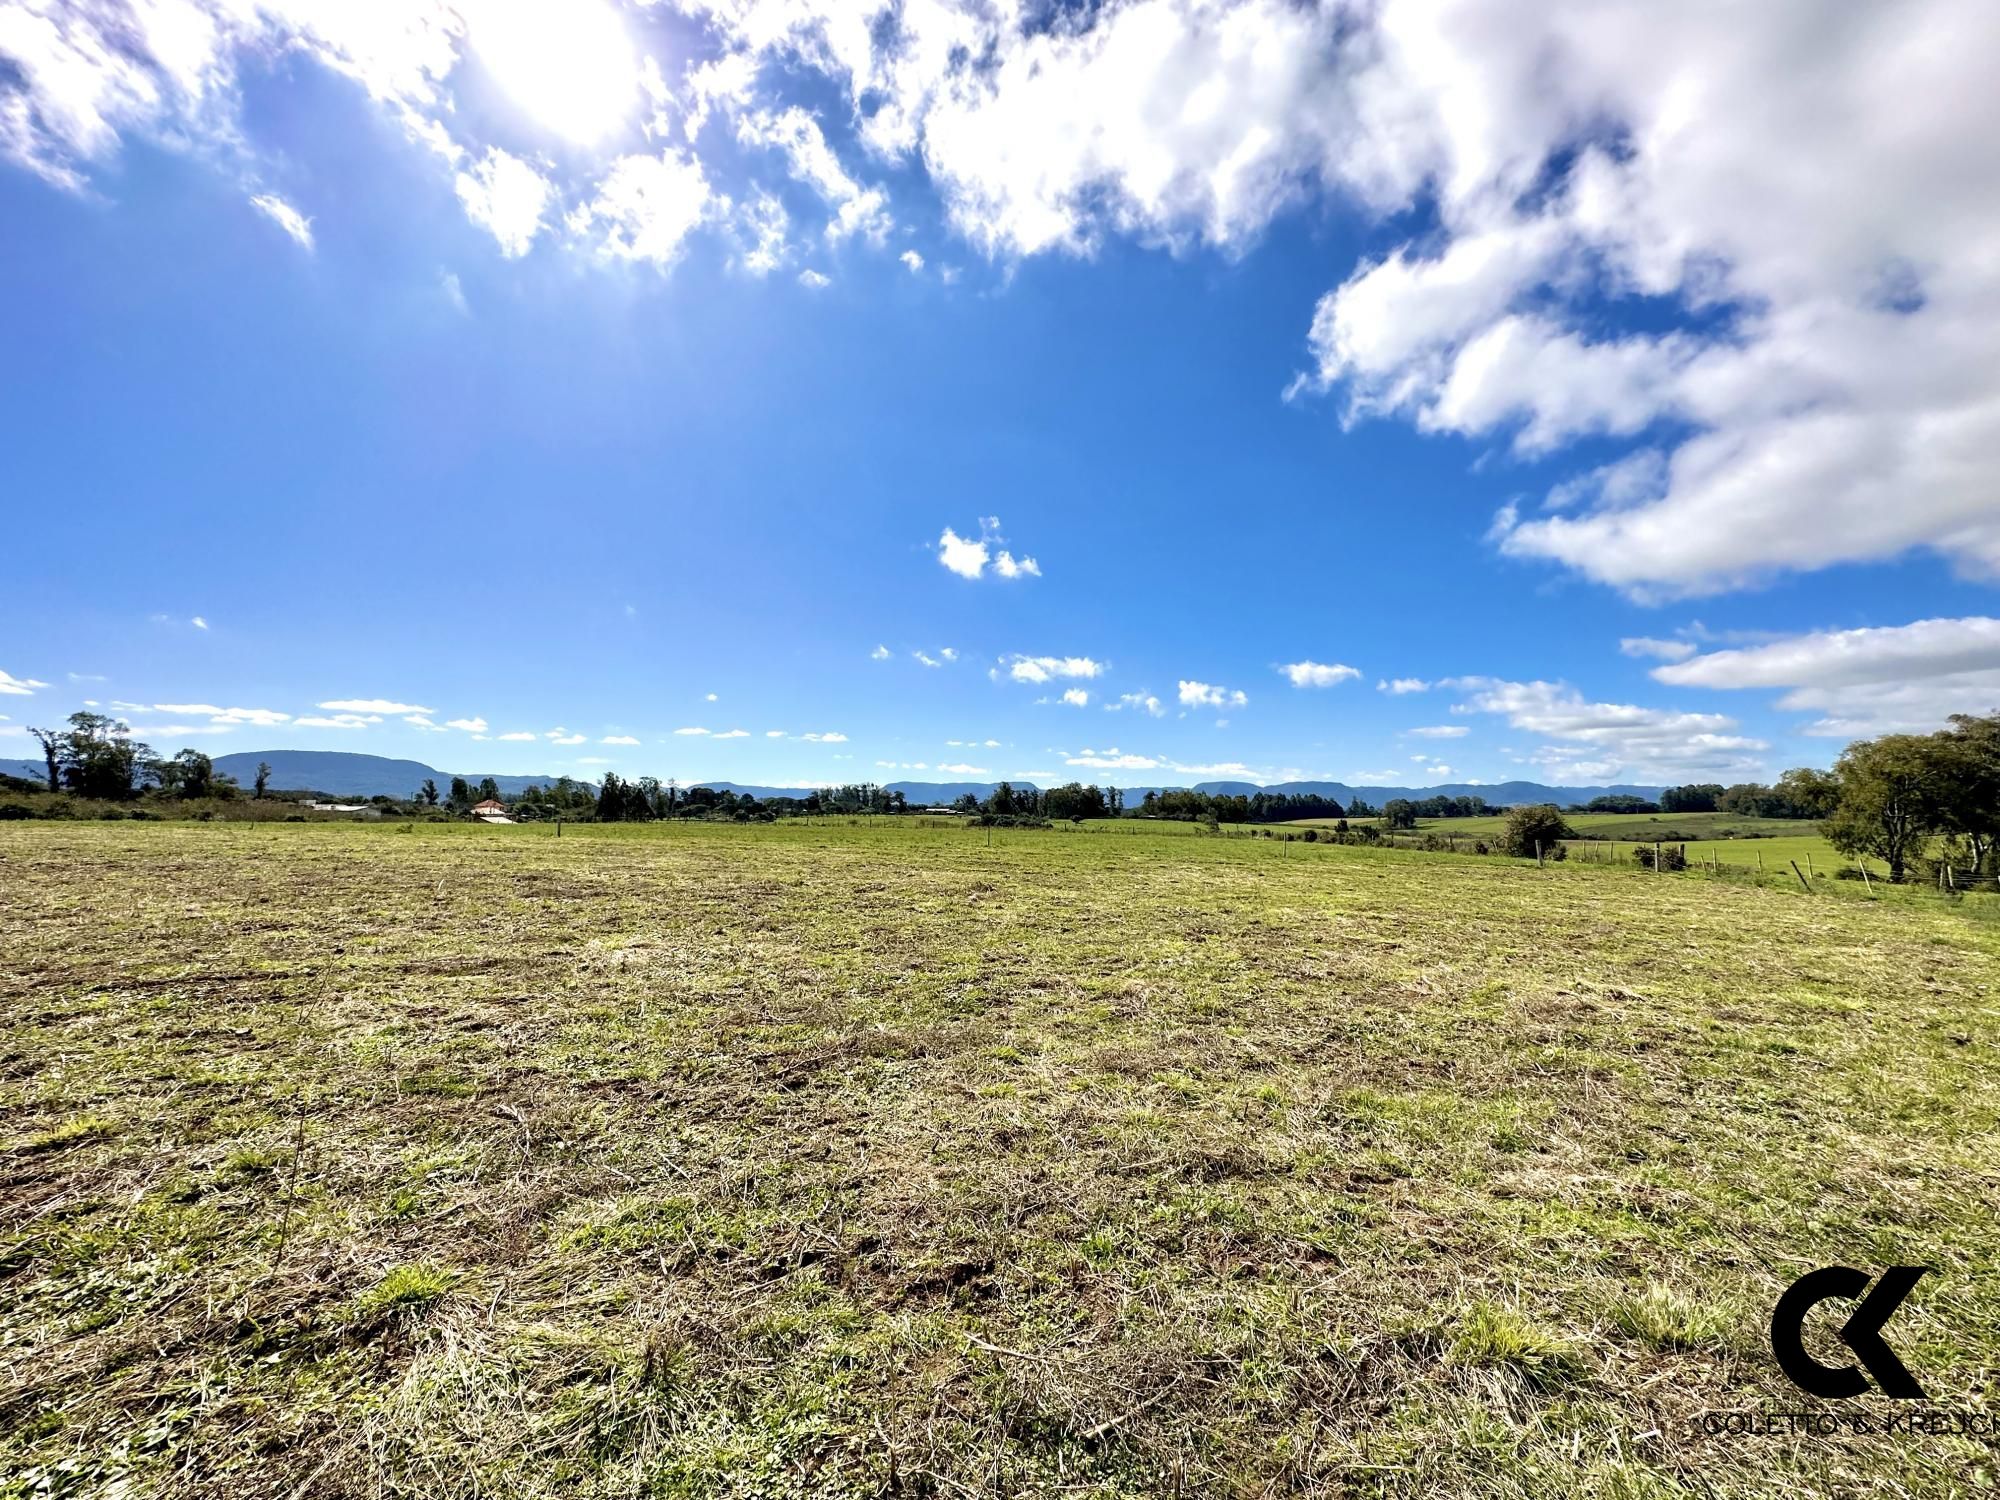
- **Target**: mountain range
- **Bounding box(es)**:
[1,749,1664,808]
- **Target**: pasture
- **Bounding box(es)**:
[1262,811,1854,878]
[2,820,1996,1499]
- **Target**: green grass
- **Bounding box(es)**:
[2,820,1996,1498]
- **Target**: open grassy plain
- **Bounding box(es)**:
[2,821,1997,1498]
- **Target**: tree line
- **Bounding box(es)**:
[1581,772,1839,817]
[20,713,275,804]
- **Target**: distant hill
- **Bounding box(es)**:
[1,750,1664,809]
[207,751,575,799]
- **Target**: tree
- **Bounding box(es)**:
[52,713,151,800]
[28,726,61,792]
[420,779,440,807]
[596,773,627,822]
[1501,803,1574,859]
[1586,794,1658,814]
[1775,767,1839,819]
[1823,734,1941,883]
[171,749,214,800]
[254,761,272,799]
[1660,783,1724,813]
[1932,714,2000,876]
[477,777,501,803]
[1382,798,1418,830]
[448,776,472,813]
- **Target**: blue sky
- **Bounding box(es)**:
[3,0,1997,789]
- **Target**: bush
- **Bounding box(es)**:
[1634,844,1688,872]
[1501,804,1573,859]
[0,802,32,820]
[1302,828,1318,842]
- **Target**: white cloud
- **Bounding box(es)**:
[937,526,986,579]
[938,516,1039,581]
[1178,680,1247,710]
[548,731,586,745]
[249,194,312,249]
[1653,616,2000,737]
[445,716,487,732]
[1279,660,1360,689]
[993,550,1039,579]
[602,734,640,745]
[1060,688,1090,707]
[496,730,538,742]
[294,713,378,730]
[737,187,790,274]
[1286,0,2000,598]
[1447,676,1767,782]
[798,268,830,289]
[1067,747,1163,771]
[441,270,467,312]
[189,615,209,630]
[454,146,553,257]
[940,647,958,662]
[735,105,891,243]
[1003,654,1103,684]
[149,703,290,727]
[1377,678,1429,695]
[0,670,49,696]
[1112,692,1164,717]
[935,761,986,775]
[913,650,942,668]
[572,149,716,267]
[900,248,923,272]
[673,726,710,736]
[800,731,847,742]
[714,728,749,738]
[870,643,891,660]
[1620,637,1697,663]
[320,698,432,715]
[404,714,444,730]
[1406,725,1468,739]
[765,729,785,738]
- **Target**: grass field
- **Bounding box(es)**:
[3,821,1997,1498]
[1259,813,1857,878]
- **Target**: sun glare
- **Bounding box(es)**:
[468,0,640,145]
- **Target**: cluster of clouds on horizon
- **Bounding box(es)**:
[8,613,2000,785]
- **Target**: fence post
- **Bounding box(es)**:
[1806,852,1815,881]
[1536,840,1543,868]
[1654,841,1662,874]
